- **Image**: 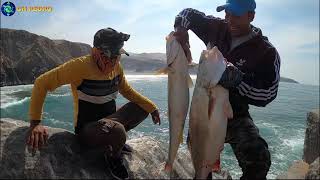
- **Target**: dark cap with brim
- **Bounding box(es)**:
[94,27,130,57]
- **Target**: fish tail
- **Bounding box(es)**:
[164,162,173,172]
[213,146,224,172]
[166,31,175,41]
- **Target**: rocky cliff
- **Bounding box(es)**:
[0,28,169,87]
[277,109,320,179]
[120,52,166,73]
[0,118,231,179]
[0,28,92,86]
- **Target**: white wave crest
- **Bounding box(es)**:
[124,74,197,82]
[127,129,145,139]
[48,93,71,97]
[1,97,30,109]
[282,137,304,149]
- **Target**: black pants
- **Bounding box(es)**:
[77,102,149,158]
[187,116,271,180]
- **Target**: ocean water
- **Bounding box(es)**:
[1,75,319,179]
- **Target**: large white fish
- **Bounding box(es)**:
[157,32,193,173]
[189,46,233,179]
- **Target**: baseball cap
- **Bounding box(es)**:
[93,27,130,57]
[216,0,256,16]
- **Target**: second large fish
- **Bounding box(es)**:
[189,46,233,179]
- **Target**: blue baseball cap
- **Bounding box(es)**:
[216,0,256,16]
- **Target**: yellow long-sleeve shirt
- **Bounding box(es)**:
[29,55,157,128]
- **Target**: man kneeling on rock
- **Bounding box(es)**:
[26,27,161,180]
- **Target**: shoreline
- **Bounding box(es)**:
[2,73,318,87]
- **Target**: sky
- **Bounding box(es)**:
[1,0,319,85]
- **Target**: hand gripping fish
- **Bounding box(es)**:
[189,46,233,179]
[157,31,194,173]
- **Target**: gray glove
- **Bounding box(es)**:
[218,62,244,89]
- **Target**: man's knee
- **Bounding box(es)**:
[98,120,126,146]
[78,119,127,158]
[100,120,127,157]
[236,137,271,179]
[110,121,127,145]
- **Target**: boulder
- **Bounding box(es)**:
[305,157,320,179]
[0,118,231,179]
[303,109,320,164]
[276,160,309,179]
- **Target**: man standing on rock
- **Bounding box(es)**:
[26,27,161,180]
[173,0,280,179]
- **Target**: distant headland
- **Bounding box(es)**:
[1,28,298,86]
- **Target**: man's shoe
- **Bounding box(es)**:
[104,154,129,180]
[122,144,133,154]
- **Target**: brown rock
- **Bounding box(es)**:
[276,160,309,179]
[305,157,320,179]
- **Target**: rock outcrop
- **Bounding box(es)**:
[303,109,320,164]
[0,118,231,179]
[277,109,320,179]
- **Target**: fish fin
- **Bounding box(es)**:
[156,66,175,75]
[212,157,221,173]
[164,162,173,172]
[179,129,184,144]
[224,101,233,119]
[187,74,194,88]
[208,97,215,119]
[219,145,224,152]
[188,62,198,68]
[167,66,175,73]
[155,67,169,75]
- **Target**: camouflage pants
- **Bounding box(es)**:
[225,116,271,180]
[187,116,271,180]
